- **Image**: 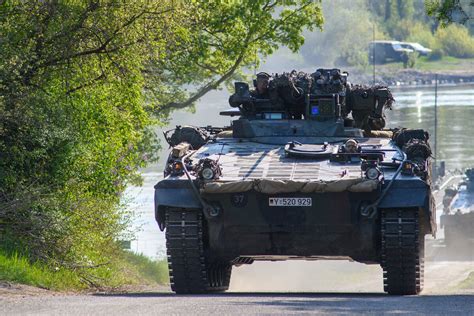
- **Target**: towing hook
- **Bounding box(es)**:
[204,204,220,217]
[359,201,377,218]
[361,204,378,218]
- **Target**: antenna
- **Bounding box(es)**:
[434,73,438,162]
[254,46,257,76]
[372,22,375,85]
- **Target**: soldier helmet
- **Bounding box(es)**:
[256,72,271,79]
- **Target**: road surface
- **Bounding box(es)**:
[1,175,472,315]
[1,253,472,315]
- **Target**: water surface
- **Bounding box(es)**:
[128,84,474,259]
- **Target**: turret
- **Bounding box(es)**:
[223,69,394,140]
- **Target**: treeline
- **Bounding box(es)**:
[0,1,322,287]
[300,0,474,67]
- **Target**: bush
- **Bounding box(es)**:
[0,184,133,287]
[406,22,437,50]
[428,47,445,61]
[435,24,474,58]
[300,0,385,68]
[391,19,418,42]
[406,51,419,68]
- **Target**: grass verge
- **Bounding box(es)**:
[0,251,84,291]
[0,249,168,291]
[118,251,169,286]
[458,272,474,290]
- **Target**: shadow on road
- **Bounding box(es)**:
[224,294,474,314]
[93,292,473,314]
[94,292,388,298]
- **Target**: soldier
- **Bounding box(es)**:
[229,72,273,108]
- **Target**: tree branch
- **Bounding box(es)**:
[254,2,313,43]
[159,32,253,112]
[66,73,105,95]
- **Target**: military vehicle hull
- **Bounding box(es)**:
[442,213,474,247]
[155,136,434,295]
[155,69,434,295]
[440,170,474,247]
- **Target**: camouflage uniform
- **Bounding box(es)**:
[228,72,284,111]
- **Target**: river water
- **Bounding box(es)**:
[125,84,474,259]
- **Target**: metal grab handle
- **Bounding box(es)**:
[364,149,407,218]
[181,151,217,219]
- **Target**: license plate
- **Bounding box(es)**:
[269,197,312,207]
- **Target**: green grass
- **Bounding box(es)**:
[414,56,474,72]
[0,249,168,291]
[0,251,84,291]
[366,56,474,73]
[121,251,169,285]
[458,272,474,290]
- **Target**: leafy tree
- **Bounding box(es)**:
[435,23,474,57]
[425,0,473,27]
[0,0,323,285]
[300,0,385,68]
[368,0,434,39]
[150,0,323,114]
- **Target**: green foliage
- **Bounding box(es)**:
[363,55,474,72]
[300,0,384,68]
[458,272,474,289]
[0,248,169,290]
[389,19,423,42]
[406,51,419,68]
[369,0,434,40]
[149,0,324,113]
[406,22,438,49]
[121,252,169,285]
[425,0,472,27]
[0,251,84,291]
[435,24,474,58]
[428,47,445,60]
[0,1,322,289]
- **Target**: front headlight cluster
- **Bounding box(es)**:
[196,158,221,181]
[365,166,382,180]
[361,160,382,180]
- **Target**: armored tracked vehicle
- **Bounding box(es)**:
[441,169,474,247]
[155,69,435,295]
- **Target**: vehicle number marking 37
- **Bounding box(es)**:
[269,197,312,207]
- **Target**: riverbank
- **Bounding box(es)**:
[338,56,474,87]
[349,67,474,87]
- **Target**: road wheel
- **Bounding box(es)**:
[207,262,232,292]
[381,208,424,295]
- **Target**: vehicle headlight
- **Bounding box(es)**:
[365,167,381,180]
[401,161,415,176]
[201,167,215,180]
[196,158,221,180]
[345,139,359,153]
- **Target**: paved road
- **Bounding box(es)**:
[2,176,472,315]
[1,291,473,315]
[2,256,472,316]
